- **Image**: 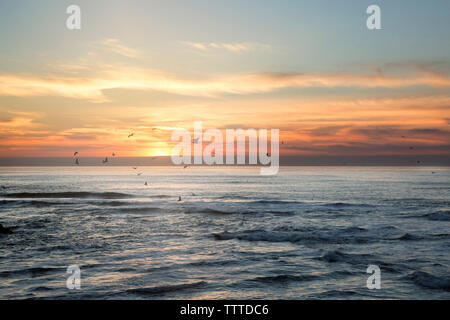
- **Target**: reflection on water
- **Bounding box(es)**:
[0,166,449,299]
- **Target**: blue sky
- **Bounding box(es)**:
[0,1,449,157]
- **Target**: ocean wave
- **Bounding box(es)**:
[212,226,378,244]
[318,250,373,264]
[185,208,238,215]
[407,271,450,291]
[394,233,424,241]
[251,200,302,205]
[422,210,450,221]
[0,199,75,207]
[126,281,207,296]
[3,192,132,199]
[89,201,129,207]
[0,266,64,278]
[322,202,377,208]
[249,274,318,284]
[118,207,161,213]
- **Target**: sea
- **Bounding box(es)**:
[0,166,449,299]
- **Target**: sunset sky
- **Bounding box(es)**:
[0,0,449,159]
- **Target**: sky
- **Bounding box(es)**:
[0,0,449,160]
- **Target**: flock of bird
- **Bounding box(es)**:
[72,132,183,196]
[68,133,430,197]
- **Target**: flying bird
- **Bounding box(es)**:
[128,133,134,138]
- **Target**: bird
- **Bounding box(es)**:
[192,137,200,144]
[137,172,143,176]
[75,158,79,165]
[183,165,189,169]
[73,151,78,156]
[144,182,148,186]
[102,157,108,164]
[128,133,134,138]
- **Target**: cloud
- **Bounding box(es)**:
[101,38,140,58]
[182,41,269,53]
[1,65,450,102]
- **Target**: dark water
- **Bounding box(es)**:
[0,166,449,299]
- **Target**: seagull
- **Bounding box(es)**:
[128,133,134,138]
[75,158,79,165]
[73,151,78,156]
[192,137,200,144]
[102,157,108,164]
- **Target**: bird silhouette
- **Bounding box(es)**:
[128,133,134,138]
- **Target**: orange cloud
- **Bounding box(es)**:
[1,65,449,102]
